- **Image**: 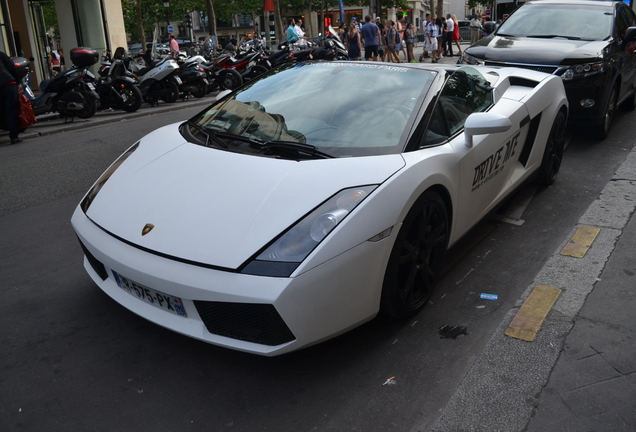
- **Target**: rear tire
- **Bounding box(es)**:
[380,191,449,318]
[161,81,179,103]
[537,110,566,187]
[192,81,207,98]
[75,92,97,119]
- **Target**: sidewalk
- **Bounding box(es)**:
[430,145,636,431]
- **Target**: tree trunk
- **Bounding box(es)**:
[206,0,217,36]
[274,0,284,45]
[436,0,444,20]
[307,1,313,38]
[136,0,145,45]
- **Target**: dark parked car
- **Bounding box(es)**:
[459,0,636,139]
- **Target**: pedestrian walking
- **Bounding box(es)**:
[420,14,432,60]
[58,48,66,71]
[436,17,445,58]
[445,14,455,56]
[404,23,415,62]
[360,15,381,61]
[470,14,482,45]
[169,34,179,58]
[386,21,401,63]
[426,17,440,63]
[0,50,22,144]
[375,17,386,61]
[346,22,363,60]
[451,14,462,56]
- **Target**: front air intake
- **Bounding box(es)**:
[194,301,295,346]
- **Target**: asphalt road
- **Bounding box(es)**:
[1,104,635,432]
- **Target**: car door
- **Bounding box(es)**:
[616,4,636,97]
[440,68,525,239]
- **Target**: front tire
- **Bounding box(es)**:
[537,110,566,187]
[219,69,242,90]
[380,191,449,318]
[117,84,142,112]
[592,85,617,140]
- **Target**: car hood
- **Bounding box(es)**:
[467,35,607,65]
[86,124,406,269]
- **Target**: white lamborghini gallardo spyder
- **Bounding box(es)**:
[72,61,568,356]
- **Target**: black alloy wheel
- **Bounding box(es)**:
[593,84,618,140]
[537,110,566,187]
[381,191,449,318]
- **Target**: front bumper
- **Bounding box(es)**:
[71,207,395,356]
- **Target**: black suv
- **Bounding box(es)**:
[459,0,636,139]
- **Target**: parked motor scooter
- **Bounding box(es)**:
[96,48,143,112]
[175,60,209,99]
[31,47,101,120]
[125,53,181,105]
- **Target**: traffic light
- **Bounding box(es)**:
[184,13,192,28]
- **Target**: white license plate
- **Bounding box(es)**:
[86,82,96,90]
[174,76,182,85]
[112,271,187,317]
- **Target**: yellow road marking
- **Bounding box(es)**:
[505,285,562,342]
[560,226,601,258]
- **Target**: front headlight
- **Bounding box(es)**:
[241,185,377,277]
[80,142,139,213]
[561,61,605,81]
[460,52,483,65]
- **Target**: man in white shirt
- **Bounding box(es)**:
[295,19,307,46]
[445,14,455,56]
[470,14,482,44]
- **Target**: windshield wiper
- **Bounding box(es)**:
[261,141,334,159]
[212,131,334,159]
[186,121,228,148]
[526,34,581,40]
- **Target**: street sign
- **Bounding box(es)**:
[167,25,174,33]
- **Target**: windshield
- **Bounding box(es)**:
[187,62,436,158]
[497,4,613,40]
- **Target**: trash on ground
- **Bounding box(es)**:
[480,293,499,300]
[439,325,468,339]
[382,377,396,386]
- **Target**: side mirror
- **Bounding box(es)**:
[215,89,232,101]
[464,112,512,147]
[622,26,636,50]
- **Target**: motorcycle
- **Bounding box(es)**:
[175,60,209,99]
[212,47,269,83]
[31,47,101,120]
[96,49,143,112]
[181,55,243,92]
[125,53,181,105]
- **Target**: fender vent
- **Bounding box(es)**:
[518,113,542,167]
[194,301,295,346]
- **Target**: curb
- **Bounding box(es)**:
[1,95,215,146]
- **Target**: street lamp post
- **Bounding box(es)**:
[163,1,170,33]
